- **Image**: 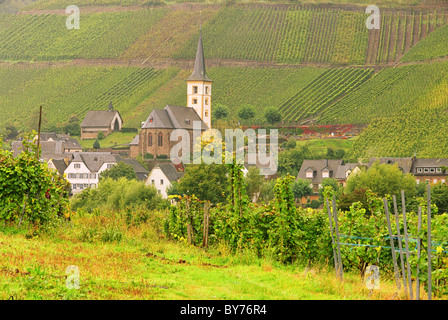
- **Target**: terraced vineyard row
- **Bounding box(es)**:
[0,9,167,61]
[278,68,373,123]
[175,4,369,65]
[318,65,418,124]
[0,65,177,130]
[369,9,448,64]
[321,61,448,125]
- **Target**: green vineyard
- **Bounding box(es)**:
[278,68,373,123]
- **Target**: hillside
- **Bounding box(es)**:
[1,1,448,159]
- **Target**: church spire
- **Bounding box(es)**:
[187,31,212,82]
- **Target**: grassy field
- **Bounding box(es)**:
[0,210,418,300]
[295,137,357,155]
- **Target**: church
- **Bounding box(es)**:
[130,33,212,159]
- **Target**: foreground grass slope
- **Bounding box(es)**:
[0,211,412,300]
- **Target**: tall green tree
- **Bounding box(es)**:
[245,166,265,202]
[292,178,313,202]
[177,163,228,204]
[237,104,255,124]
[345,161,416,197]
[264,107,282,125]
[100,162,136,181]
[214,104,230,120]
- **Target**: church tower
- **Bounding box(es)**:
[187,31,212,129]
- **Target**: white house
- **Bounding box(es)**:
[145,162,184,198]
[65,152,117,194]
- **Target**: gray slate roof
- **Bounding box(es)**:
[335,163,359,180]
[154,162,184,182]
[129,134,140,146]
[412,158,448,175]
[114,155,148,181]
[50,159,68,176]
[297,159,344,184]
[368,157,414,174]
[142,105,208,130]
[72,152,117,172]
[187,32,212,82]
[81,110,122,128]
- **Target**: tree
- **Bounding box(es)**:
[2,123,19,140]
[245,166,265,202]
[93,139,100,149]
[318,177,340,202]
[431,182,448,214]
[214,104,230,120]
[97,131,105,140]
[264,107,282,125]
[237,105,255,124]
[345,161,416,198]
[292,178,313,202]
[99,162,136,181]
[285,139,296,150]
[177,163,228,204]
[63,114,81,136]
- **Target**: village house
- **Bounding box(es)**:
[145,161,184,198]
[11,132,82,161]
[80,102,123,140]
[411,158,448,184]
[64,152,148,194]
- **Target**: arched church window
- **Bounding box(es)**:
[148,133,153,146]
[158,132,163,146]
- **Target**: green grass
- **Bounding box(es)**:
[295,137,357,155]
[75,132,137,149]
[0,211,411,300]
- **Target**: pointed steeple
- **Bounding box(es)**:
[187,31,212,82]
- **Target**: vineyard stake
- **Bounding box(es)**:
[393,195,407,295]
[401,190,413,300]
[36,106,42,159]
[332,195,343,281]
[326,198,338,276]
[416,206,422,300]
[427,184,432,300]
[202,201,210,248]
[383,198,400,290]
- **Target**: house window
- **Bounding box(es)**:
[437,168,442,173]
[322,171,329,178]
[306,172,313,178]
[107,164,114,169]
[430,168,436,173]
[157,190,161,194]
[416,179,420,184]
[160,179,164,185]
[205,111,208,117]
[72,184,76,190]
[74,163,80,169]
[193,99,198,104]
[433,179,438,184]
[151,180,155,185]
[193,86,198,94]
[79,184,84,190]
[158,132,163,146]
[442,179,446,183]
[205,86,209,94]
[205,99,209,105]
[84,184,88,189]
[148,133,153,146]
[424,168,430,173]
[90,174,96,179]
[417,168,423,173]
